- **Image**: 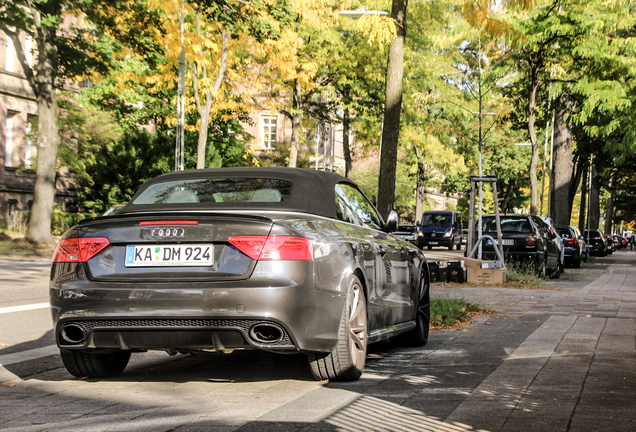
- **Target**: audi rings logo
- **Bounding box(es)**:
[151,227,185,238]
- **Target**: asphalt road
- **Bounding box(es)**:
[0,250,634,431]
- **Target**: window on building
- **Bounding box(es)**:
[25,115,36,168]
[261,115,277,150]
[5,36,13,72]
[25,35,33,67]
[7,199,18,220]
[5,112,16,167]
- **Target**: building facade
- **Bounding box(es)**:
[1,30,77,226]
[242,111,346,172]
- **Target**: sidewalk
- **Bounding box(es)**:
[423,249,636,432]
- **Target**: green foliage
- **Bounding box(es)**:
[51,207,89,236]
[79,128,173,214]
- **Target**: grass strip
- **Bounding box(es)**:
[431,296,490,329]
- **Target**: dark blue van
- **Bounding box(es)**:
[417,211,463,250]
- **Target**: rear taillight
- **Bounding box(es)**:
[525,235,537,247]
[52,237,110,263]
[567,238,578,245]
[229,235,314,261]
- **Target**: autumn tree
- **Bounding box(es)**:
[0,0,125,244]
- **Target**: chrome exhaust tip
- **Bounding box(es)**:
[60,324,87,344]
[249,323,284,344]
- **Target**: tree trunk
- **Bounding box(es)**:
[589,164,600,230]
[376,0,408,220]
[500,179,516,213]
[604,174,614,234]
[27,90,59,245]
[288,79,302,168]
[549,101,574,226]
[343,108,352,178]
[193,23,229,169]
[568,154,584,223]
[196,104,212,168]
[413,145,425,222]
[24,13,60,245]
[579,163,588,233]
[527,67,540,216]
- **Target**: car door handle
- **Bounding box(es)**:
[379,247,388,256]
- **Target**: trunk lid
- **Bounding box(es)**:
[75,213,275,282]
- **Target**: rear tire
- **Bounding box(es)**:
[551,261,562,279]
[427,246,432,250]
[537,259,547,279]
[456,243,462,251]
[61,350,131,379]
[448,243,453,250]
[308,277,367,382]
[393,272,430,347]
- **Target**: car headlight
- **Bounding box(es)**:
[418,231,424,237]
[444,231,451,237]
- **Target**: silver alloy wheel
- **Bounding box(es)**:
[348,284,367,370]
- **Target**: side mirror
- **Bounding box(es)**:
[385,211,399,233]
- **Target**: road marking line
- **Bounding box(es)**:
[0,303,49,315]
[0,345,59,366]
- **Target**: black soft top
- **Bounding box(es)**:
[119,167,359,219]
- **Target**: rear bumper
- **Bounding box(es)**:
[588,244,606,254]
[563,247,580,262]
[50,261,345,354]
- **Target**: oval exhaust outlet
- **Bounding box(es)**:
[249,323,284,344]
[61,324,87,344]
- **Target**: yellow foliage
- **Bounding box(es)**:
[356,14,397,47]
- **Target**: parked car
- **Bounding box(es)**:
[392,224,418,245]
[417,211,463,250]
[557,226,587,268]
[478,214,561,278]
[461,229,468,245]
[604,234,615,254]
[613,235,626,249]
[50,168,431,382]
[540,217,565,272]
[585,229,608,256]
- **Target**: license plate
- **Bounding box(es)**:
[502,239,515,245]
[429,242,438,245]
[125,244,213,267]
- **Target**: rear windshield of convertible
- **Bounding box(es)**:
[133,178,292,205]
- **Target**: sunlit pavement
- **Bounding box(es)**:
[0,252,634,431]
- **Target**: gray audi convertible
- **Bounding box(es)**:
[50,167,431,381]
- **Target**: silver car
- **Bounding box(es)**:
[50,168,431,382]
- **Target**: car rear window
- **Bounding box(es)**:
[133,178,293,205]
[482,217,532,234]
[558,228,572,238]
